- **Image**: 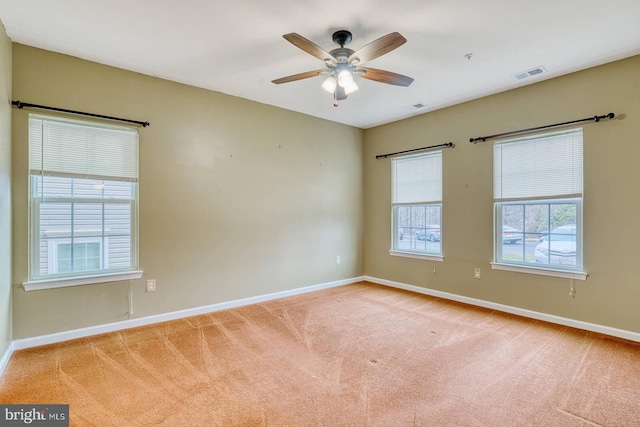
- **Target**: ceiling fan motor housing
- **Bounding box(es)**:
[329,48,355,63]
[332,30,353,47]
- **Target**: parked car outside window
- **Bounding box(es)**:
[415,225,441,242]
[534,225,576,266]
[502,225,523,244]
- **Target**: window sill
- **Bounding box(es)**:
[389,250,444,262]
[23,270,144,291]
[490,263,586,281]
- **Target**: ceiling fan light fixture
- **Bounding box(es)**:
[321,76,337,93]
[343,80,359,95]
[337,69,354,88]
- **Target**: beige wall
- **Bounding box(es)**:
[364,55,640,333]
[11,44,364,338]
[9,42,640,341]
[0,23,11,354]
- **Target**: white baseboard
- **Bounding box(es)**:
[10,273,635,357]
[365,276,640,343]
[0,341,14,378]
[12,276,365,351]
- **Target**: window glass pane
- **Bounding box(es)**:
[34,176,72,198]
[74,243,87,259]
[31,174,136,279]
[394,204,441,255]
[550,203,576,230]
[85,242,101,270]
[104,181,134,199]
[74,203,102,237]
[72,179,105,198]
[40,202,72,238]
[525,204,549,240]
[534,224,577,267]
[87,242,101,257]
[57,243,72,274]
[501,204,526,262]
[57,259,72,274]
[108,236,132,269]
[56,242,103,274]
[35,176,134,200]
[498,201,578,268]
[105,203,131,236]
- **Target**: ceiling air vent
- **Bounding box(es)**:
[513,66,547,80]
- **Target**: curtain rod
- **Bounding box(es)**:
[376,142,453,159]
[469,112,614,144]
[11,100,150,127]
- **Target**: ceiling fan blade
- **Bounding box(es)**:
[283,33,337,64]
[356,67,414,87]
[348,32,407,64]
[271,69,328,84]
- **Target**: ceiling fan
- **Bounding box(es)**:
[272,30,414,105]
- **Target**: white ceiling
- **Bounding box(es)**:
[1,0,639,129]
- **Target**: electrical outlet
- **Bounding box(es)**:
[336,255,341,265]
[146,279,156,292]
[474,268,481,279]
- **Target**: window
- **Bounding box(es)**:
[391,151,443,259]
[493,128,583,276]
[55,241,101,274]
[27,115,141,288]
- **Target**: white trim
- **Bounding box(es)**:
[490,262,587,280]
[365,275,640,343]
[23,270,144,291]
[12,276,365,350]
[0,342,14,378]
[389,250,443,262]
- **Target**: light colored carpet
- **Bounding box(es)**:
[1,282,639,426]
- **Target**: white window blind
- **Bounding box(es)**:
[29,116,139,181]
[393,152,442,204]
[494,128,582,202]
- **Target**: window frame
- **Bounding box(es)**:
[491,129,586,280]
[24,115,142,291]
[389,151,444,262]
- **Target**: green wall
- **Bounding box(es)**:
[0,22,11,356]
[364,55,640,333]
[11,44,364,338]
